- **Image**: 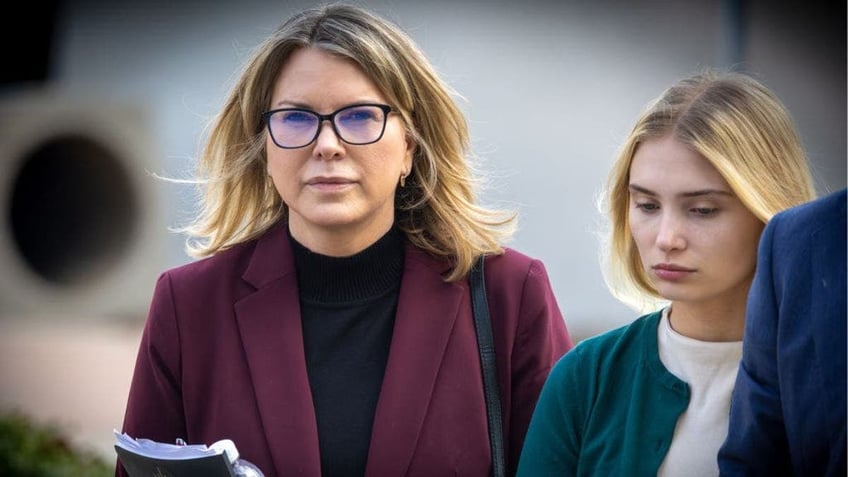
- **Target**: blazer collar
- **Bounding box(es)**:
[241,220,292,289]
[365,246,465,476]
[235,223,464,477]
[236,222,322,476]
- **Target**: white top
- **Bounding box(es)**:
[656,307,743,477]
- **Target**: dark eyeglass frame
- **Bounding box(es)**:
[261,103,394,149]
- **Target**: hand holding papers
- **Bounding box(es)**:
[114,430,263,477]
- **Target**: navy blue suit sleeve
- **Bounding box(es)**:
[720,188,847,476]
[719,214,791,476]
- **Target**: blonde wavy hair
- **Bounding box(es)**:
[181,3,515,281]
[601,71,816,310]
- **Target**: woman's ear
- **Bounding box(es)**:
[403,134,415,172]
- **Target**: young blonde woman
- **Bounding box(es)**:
[118,5,572,477]
[517,72,815,476]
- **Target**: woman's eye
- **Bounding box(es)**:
[339,109,375,122]
[635,202,659,212]
[692,207,718,216]
[281,111,316,124]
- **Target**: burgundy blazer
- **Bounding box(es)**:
[118,222,573,476]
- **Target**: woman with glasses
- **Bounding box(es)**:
[516,72,816,476]
[118,4,572,477]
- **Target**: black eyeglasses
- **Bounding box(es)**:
[262,103,393,149]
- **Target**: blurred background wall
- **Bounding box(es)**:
[1,0,844,461]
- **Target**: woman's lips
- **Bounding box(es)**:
[306,176,354,191]
[652,263,695,281]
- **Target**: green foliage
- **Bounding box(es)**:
[0,411,112,477]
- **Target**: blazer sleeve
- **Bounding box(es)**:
[116,272,187,477]
[506,259,574,473]
[718,215,791,476]
[516,347,584,476]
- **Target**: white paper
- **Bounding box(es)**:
[113,429,237,463]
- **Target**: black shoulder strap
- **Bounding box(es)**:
[469,256,506,477]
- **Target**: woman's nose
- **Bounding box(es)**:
[656,213,686,252]
[312,121,344,159]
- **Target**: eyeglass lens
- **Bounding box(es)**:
[266,104,388,148]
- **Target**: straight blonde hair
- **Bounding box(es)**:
[180,3,515,281]
[602,71,816,310]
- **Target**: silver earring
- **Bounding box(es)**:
[399,172,407,187]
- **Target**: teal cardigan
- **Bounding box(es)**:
[517,311,690,476]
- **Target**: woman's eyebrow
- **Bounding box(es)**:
[628,184,732,198]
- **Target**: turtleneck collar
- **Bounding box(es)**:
[290,226,405,304]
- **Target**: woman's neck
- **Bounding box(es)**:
[667,299,746,342]
[290,225,405,304]
[288,217,395,257]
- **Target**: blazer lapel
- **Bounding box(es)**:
[366,246,465,476]
[235,223,321,477]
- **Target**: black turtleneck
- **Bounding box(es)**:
[291,227,404,477]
